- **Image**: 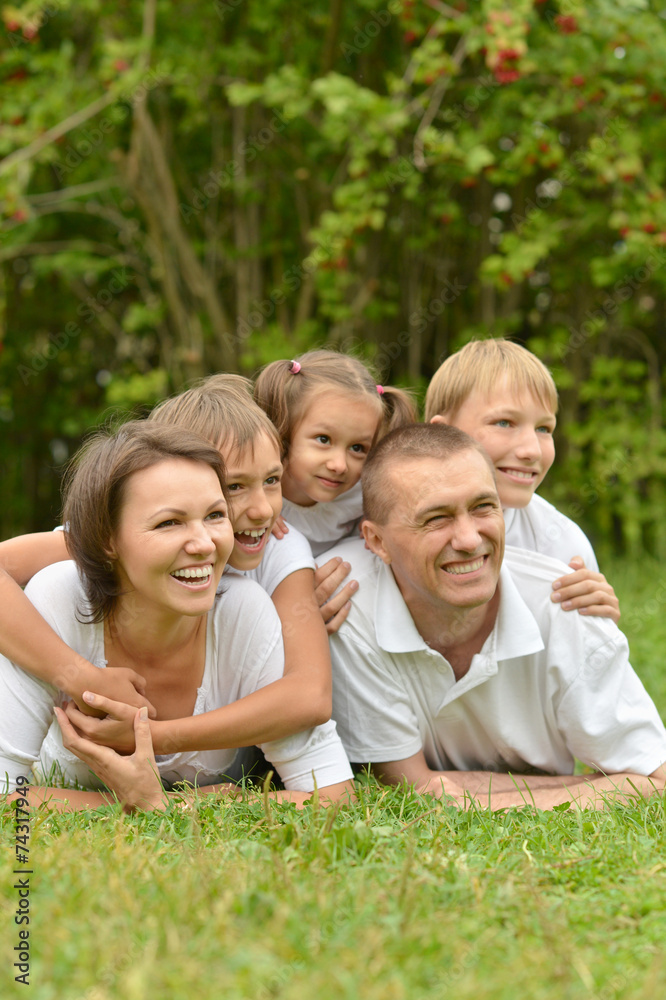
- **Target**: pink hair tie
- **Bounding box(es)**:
[376,384,384,395]
[288,360,302,374]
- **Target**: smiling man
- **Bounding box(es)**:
[327,423,666,810]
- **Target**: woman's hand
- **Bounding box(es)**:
[55,705,166,812]
[314,557,358,635]
[551,556,620,624]
[63,691,139,753]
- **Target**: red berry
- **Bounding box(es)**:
[113,59,131,72]
[498,47,521,61]
[555,15,579,33]
[620,173,636,182]
[500,272,514,287]
[494,68,521,84]
[22,25,38,40]
[619,227,630,237]
[461,177,478,188]
[403,30,418,44]
[5,19,20,31]
[12,210,27,222]
[539,142,550,153]
[571,75,585,86]
[642,222,657,234]
[440,213,453,224]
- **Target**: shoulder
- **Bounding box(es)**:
[214,572,280,618]
[23,559,84,609]
[507,495,598,569]
[502,545,620,649]
[503,544,572,583]
[323,537,382,584]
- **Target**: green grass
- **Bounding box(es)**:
[2,556,666,999]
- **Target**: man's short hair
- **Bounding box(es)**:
[362,423,496,525]
[424,338,558,422]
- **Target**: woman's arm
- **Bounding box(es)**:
[65,568,334,754]
[0,533,154,715]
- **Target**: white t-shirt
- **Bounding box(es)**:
[326,539,666,776]
[504,494,598,570]
[280,482,364,558]
[0,562,351,794]
[223,521,315,595]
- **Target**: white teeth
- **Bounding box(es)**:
[444,557,484,575]
[236,529,266,538]
[172,566,212,579]
[503,469,535,480]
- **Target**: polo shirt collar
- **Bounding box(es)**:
[374,561,429,653]
[373,559,545,661]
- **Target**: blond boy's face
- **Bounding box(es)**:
[432,380,556,509]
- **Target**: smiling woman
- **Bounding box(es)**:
[0,421,353,811]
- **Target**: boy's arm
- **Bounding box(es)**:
[63,568,333,754]
[0,534,155,716]
[551,556,620,623]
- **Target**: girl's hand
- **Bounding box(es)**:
[314,557,358,635]
[55,705,166,812]
[551,556,620,624]
[270,516,289,540]
[64,691,139,753]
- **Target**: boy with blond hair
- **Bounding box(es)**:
[424,338,618,621]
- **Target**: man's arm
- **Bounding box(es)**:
[373,752,666,810]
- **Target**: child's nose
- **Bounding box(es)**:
[326,449,347,474]
[515,428,541,460]
[246,488,274,521]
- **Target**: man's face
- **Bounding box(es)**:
[432,380,556,509]
[364,449,505,615]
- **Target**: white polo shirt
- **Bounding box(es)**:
[281,482,364,558]
[328,540,666,776]
[504,494,598,570]
[223,521,315,595]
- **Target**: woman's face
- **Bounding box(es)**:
[110,458,234,620]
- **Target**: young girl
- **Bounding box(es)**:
[0,376,341,765]
[253,349,418,558]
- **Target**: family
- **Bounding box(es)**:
[1,339,664,811]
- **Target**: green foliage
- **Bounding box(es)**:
[2,0,666,550]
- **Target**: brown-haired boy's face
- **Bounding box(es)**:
[432,380,556,509]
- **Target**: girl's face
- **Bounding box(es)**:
[223,431,284,571]
[281,390,379,507]
[110,458,233,620]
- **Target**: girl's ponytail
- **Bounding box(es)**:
[377,385,419,438]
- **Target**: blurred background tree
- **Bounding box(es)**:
[2,0,666,558]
